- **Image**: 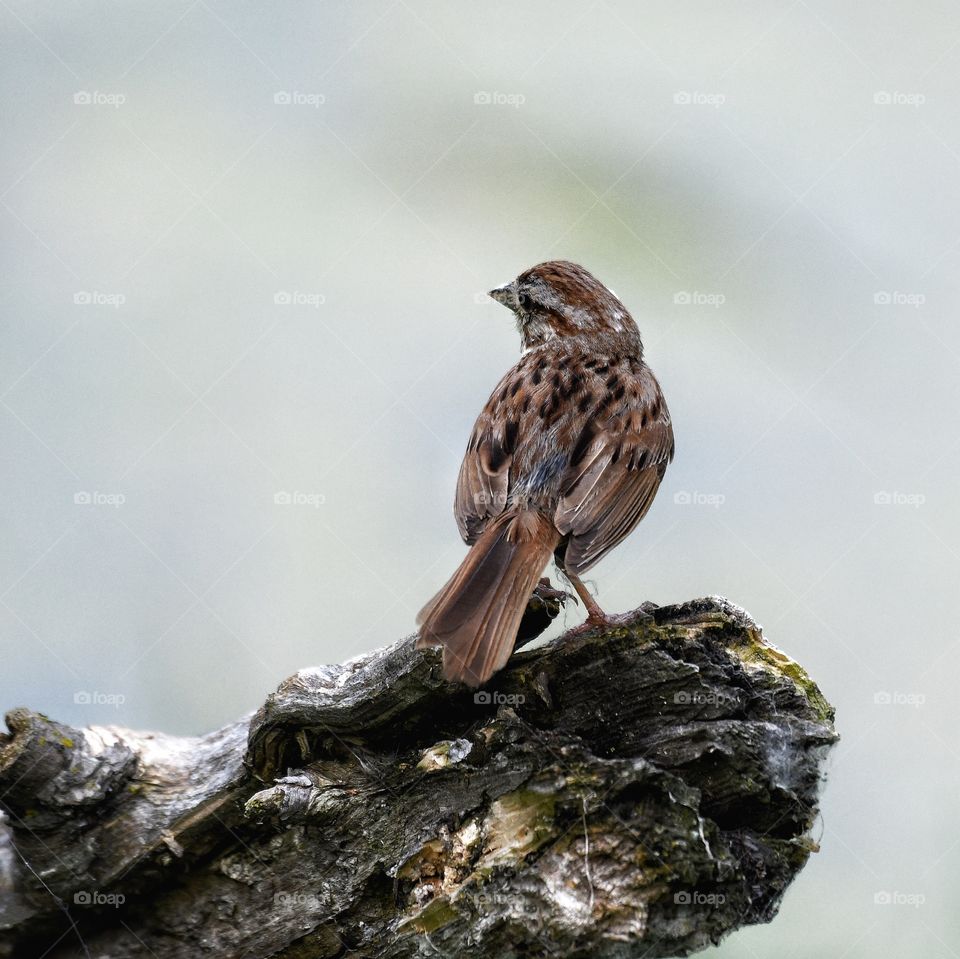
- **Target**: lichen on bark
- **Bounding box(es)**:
[0,596,837,959]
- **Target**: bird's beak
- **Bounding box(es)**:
[488,282,519,310]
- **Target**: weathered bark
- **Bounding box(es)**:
[0,596,836,959]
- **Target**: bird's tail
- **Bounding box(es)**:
[416,510,559,687]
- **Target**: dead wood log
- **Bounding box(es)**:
[0,596,836,959]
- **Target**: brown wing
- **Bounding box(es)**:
[453,364,525,544]
[555,372,674,575]
[454,429,510,545]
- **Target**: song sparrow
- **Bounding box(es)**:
[416,261,674,686]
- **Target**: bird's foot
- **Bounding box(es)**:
[562,603,658,639]
[534,577,575,607]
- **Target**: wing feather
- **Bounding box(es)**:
[555,394,674,575]
[454,432,510,544]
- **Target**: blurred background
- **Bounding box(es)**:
[2,0,957,954]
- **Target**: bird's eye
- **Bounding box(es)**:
[517,292,531,310]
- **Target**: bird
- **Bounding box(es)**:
[416,260,674,687]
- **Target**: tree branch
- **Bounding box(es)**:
[0,596,836,959]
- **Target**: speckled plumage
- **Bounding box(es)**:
[417,261,674,686]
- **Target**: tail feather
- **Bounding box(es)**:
[416,510,559,687]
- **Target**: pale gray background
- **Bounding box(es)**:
[2,1,958,955]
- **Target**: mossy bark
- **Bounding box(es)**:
[0,596,836,959]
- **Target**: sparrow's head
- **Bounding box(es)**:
[488,260,638,349]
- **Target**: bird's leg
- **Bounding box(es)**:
[560,568,656,636]
[565,571,608,624]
